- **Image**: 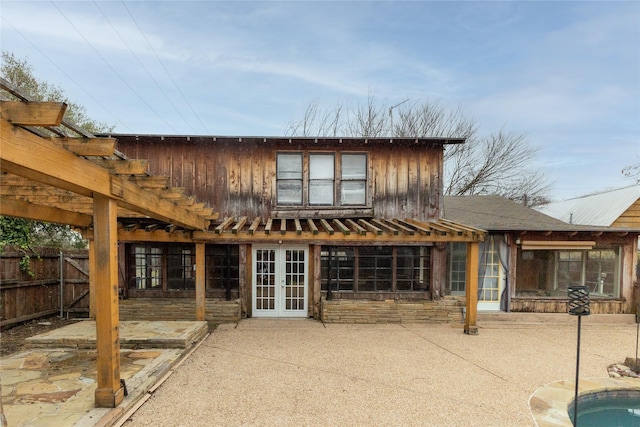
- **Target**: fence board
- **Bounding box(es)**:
[0,247,90,326]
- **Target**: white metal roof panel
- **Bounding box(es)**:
[535,185,640,226]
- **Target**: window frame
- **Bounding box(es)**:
[167,245,196,291]
[321,245,431,293]
[276,151,369,208]
[126,243,240,298]
[514,245,622,298]
[339,153,367,206]
[205,244,240,300]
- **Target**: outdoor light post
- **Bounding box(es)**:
[568,285,590,427]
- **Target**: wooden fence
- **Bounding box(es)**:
[0,246,90,327]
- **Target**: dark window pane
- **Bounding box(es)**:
[320,247,355,291]
[358,247,392,291]
[205,245,240,298]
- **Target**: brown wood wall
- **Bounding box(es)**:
[0,247,89,325]
[613,199,640,228]
[116,138,443,221]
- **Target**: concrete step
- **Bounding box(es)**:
[477,312,637,327]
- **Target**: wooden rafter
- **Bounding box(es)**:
[358,219,383,235]
[0,100,66,126]
[48,137,117,157]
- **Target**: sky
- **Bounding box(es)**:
[1,1,639,201]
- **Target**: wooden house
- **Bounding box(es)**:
[109,134,486,328]
[444,195,639,314]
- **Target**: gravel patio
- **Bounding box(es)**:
[120,318,638,427]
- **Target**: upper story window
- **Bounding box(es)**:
[276,153,303,205]
[309,154,334,205]
[276,152,367,207]
[341,153,367,205]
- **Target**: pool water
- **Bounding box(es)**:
[572,396,640,427]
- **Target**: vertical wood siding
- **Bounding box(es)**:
[117,138,444,221]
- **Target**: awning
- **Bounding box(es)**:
[520,240,596,250]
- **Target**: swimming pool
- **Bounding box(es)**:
[569,390,640,427]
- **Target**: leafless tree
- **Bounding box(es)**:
[622,163,640,183]
[286,96,551,206]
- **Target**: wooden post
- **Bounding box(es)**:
[464,241,479,335]
[88,240,96,320]
[195,242,205,321]
[92,194,124,407]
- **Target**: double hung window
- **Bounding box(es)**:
[276,153,303,205]
[309,154,334,205]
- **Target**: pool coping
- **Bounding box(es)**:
[529,376,640,426]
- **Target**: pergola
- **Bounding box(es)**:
[0,79,214,407]
[1,80,483,408]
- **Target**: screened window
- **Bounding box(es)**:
[277,153,303,205]
[309,154,334,205]
[556,251,583,290]
[206,245,240,300]
[449,242,467,295]
[167,245,195,290]
[341,153,367,205]
[515,246,621,297]
[358,247,392,291]
[321,246,430,293]
[396,247,430,291]
[585,249,618,295]
[130,244,163,290]
[320,247,355,291]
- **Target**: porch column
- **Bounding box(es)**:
[464,241,479,335]
[195,242,206,321]
[93,194,124,407]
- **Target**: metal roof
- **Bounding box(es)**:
[99,133,466,147]
[535,185,640,226]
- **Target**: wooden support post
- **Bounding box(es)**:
[195,242,206,321]
[464,241,479,335]
[92,194,125,408]
[88,240,96,320]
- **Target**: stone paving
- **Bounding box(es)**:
[1,321,208,427]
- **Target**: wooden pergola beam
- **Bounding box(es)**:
[90,159,148,175]
[0,96,219,411]
[0,197,93,227]
[129,176,170,189]
[0,100,66,126]
[2,119,208,230]
[48,137,117,157]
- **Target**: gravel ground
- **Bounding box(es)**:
[121,319,637,427]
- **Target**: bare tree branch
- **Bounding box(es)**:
[622,163,640,183]
[287,96,551,205]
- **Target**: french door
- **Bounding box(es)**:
[252,245,308,317]
[477,238,503,311]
